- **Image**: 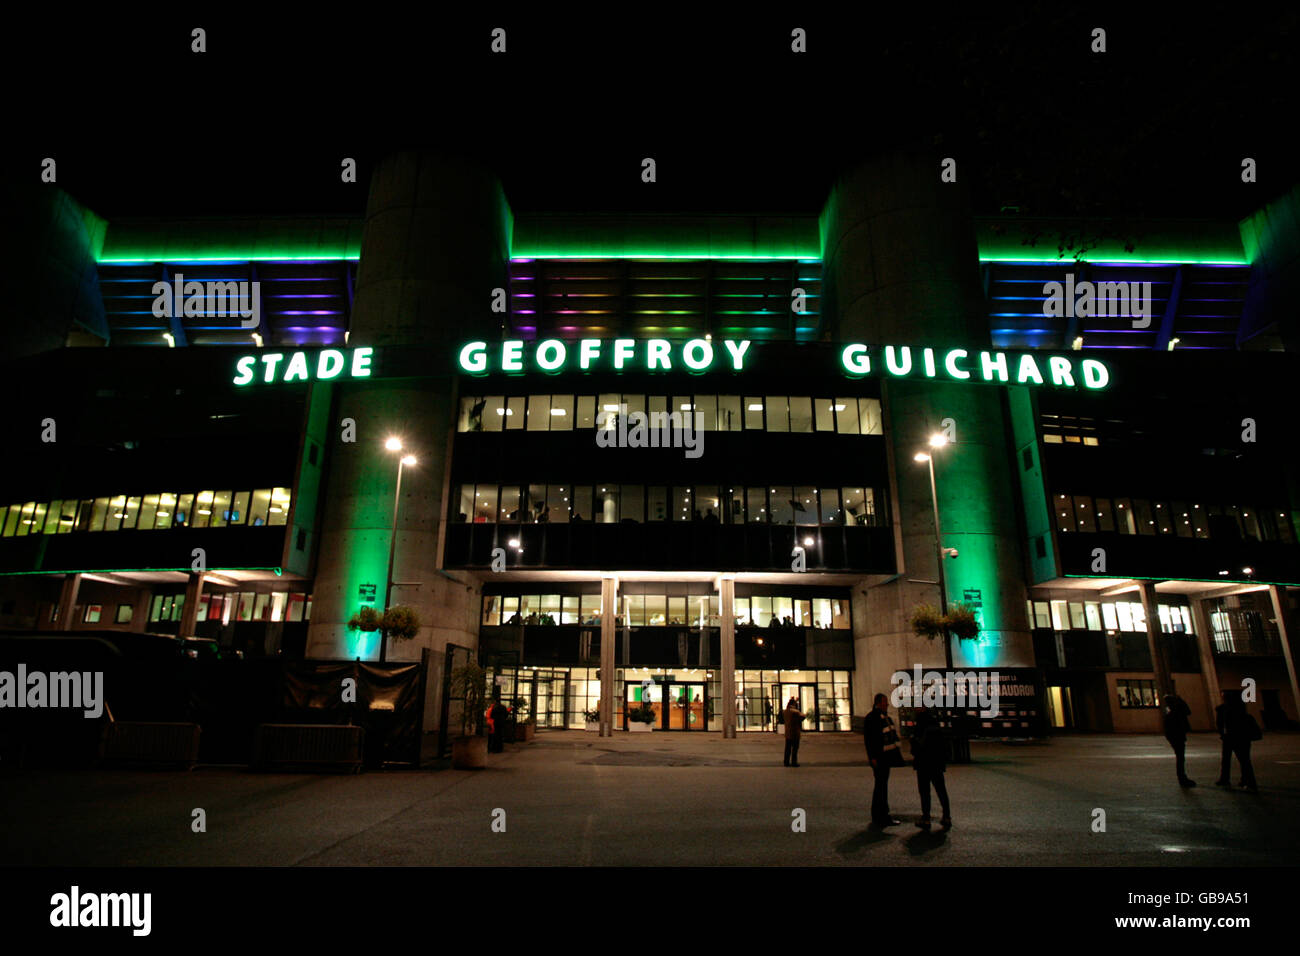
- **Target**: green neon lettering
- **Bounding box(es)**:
[459,341,487,373]
[1081,358,1109,389]
[681,338,714,371]
[922,348,937,377]
[884,345,911,376]
[283,351,310,382]
[841,344,870,375]
[1048,356,1075,387]
[535,339,566,371]
[233,356,256,386]
[943,349,970,380]
[1016,354,1044,385]
[723,339,751,370]
[501,340,524,372]
[979,351,1008,382]
[645,339,672,370]
[351,347,374,378]
[317,349,345,380]
[613,338,636,369]
[579,339,601,369]
[261,353,285,383]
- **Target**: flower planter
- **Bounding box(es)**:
[451,735,488,769]
[585,721,601,732]
[516,722,536,742]
[629,721,654,733]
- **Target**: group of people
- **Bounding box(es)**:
[781,692,952,830]
[1162,687,1260,791]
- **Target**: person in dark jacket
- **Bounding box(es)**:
[782,697,802,766]
[1214,691,1259,792]
[488,697,509,753]
[863,693,902,825]
[1162,690,1195,787]
[910,709,952,830]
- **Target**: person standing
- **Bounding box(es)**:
[910,709,952,830]
[1162,690,1195,787]
[1214,691,1260,792]
[488,697,509,753]
[782,697,802,767]
[864,693,902,825]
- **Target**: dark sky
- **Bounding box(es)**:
[9,10,1298,220]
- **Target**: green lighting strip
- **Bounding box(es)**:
[100,255,358,264]
[980,255,1248,266]
[0,566,284,577]
[1064,573,1298,587]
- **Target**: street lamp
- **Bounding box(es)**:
[915,434,955,668]
[383,438,417,661]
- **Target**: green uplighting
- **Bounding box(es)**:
[0,566,284,576]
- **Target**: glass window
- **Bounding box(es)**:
[1114,498,1135,534]
[695,486,720,523]
[572,486,593,523]
[561,595,580,624]
[270,592,287,622]
[252,593,271,621]
[835,399,859,434]
[209,491,231,528]
[1055,494,1074,533]
[473,485,498,523]
[1094,497,1114,533]
[458,395,481,432]
[819,488,842,525]
[718,396,742,431]
[812,598,832,629]
[105,496,127,532]
[765,396,789,432]
[724,487,744,524]
[696,395,717,432]
[624,594,645,627]
[287,593,306,622]
[814,398,835,432]
[842,487,869,526]
[1132,499,1155,535]
[519,485,542,522]
[482,595,502,626]
[550,394,573,430]
[229,491,249,526]
[1240,507,1262,541]
[743,397,764,430]
[1171,501,1192,538]
[575,395,596,429]
[788,397,813,433]
[673,486,693,522]
[83,604,102,624]
[645,595,667,626]
[580,594,601,624]
[192,491,215,528]
[1129,602,1147,632]
[1190,504,1210,538]
[455,485,473,522]
[747,487,767,523]
[505,395,525,429]
[1072,495,1096,532]
[498,485,522,522]
[539,594,561,624]
[527,395,551,430]
[647,487,668,522]
[1085,602,1102,631]
[1115,602,1133,631]
[501,596,520,622]
[1033,601,1052,629]
[668,596,687,625]
[859,398,883,435]
[769,487,794,525]
[794,487,818,525]
[153,493,176,530]
[1152,501,1174,535]
[734,596,752,626]
[89,497,110,532]
[751,596,773,627]
[246,490,269,526]
[170,594,184,622]
[1102,603,1118,630]
[56,499,77,534]
[621,485,644,523]
[35,502,55,534]
[546,485,569,524]
[269,488,291,526]
[1068,602,1086,629]
[795,599,812,626]
[624,395,647,422]
[483,396,506,432]
[597,394,620,430]
[773,596,794,624]
[1050,600,1067,630]
[831,599,850,629]
[595,485,619,523]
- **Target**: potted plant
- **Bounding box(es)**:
[583,707,601,732]
[448,661,489,769]
[348,604,422,662]
[628,703,656,732]
[512,696,536,742]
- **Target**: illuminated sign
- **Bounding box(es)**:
[232,347,374,385]
[840,344,1110,390]
[457,338,752,375]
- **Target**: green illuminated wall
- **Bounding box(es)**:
[1007,386,1058,585]
[511,215,820,260]
[97,217,364,263]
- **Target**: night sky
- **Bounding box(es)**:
[8,11,1297,220]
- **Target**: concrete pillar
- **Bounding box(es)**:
[823,149,1033,703]
[54,573,82,629]
[1267,585,1300,718]
[1188,595,1222,720]
[718,576,736,738]
[599,576,617,736]
[178,572,206,637]
[1137,580,1173,699]
[307,152,509,669]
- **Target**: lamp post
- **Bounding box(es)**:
[383,437,417,662]
[915,434,954,669]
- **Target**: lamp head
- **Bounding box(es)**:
[385,437,403,452]
[913,452,930,462]
[929,434,948,448]
[401,455,417,466]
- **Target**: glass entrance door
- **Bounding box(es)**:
[667,682,706,730]
[777,683,818,731]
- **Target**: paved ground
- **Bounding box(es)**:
[3,731,1298,866]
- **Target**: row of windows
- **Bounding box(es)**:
[458,394,884,435]
[482,593,851,629]
[149,591,313,624]
[454,484,886,526]
[1117,678,1158,709]
[1028,599,1194,634]
[1053,494,1295,543]
[1,489,293,537]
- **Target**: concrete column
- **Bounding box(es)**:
[1267,585,1300,717]
[54,573,82,629]
[1188,595,1222,719]
[718,576,736,738]
[823,149,1033,692]
[599,576,617,736]
[178,572,206,637]
[1137,580,1172,699]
